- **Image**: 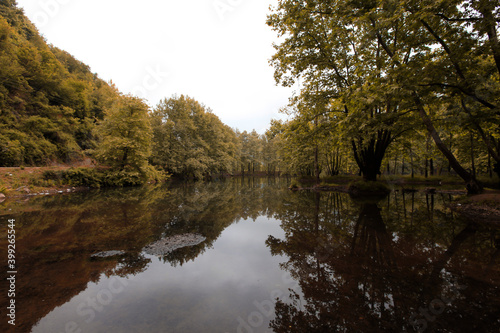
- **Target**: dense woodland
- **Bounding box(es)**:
[0,0,499,193]
[266,0,500,194]
[0,1,271,182]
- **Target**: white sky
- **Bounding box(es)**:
[15,0,294,133]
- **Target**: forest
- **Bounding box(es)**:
[0,0,499,193]
[0,1,273,184]
[266,0,500,194]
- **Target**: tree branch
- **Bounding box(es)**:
[461,99,500,161]
[420,19,466,80]
[420,83,498,110]
[435,13,481,22]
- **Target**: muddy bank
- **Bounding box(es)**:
[451,192,500,225]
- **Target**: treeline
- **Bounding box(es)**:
[0,2,277,184]
[266,0,500,193]
[150,95,284,179]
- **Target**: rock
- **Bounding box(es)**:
[143,233,206,256]
[91,250,126,259]
[16,186,30,194]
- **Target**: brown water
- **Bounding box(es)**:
[0,178,499,332]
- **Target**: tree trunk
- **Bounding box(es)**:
[314,145,320,184]
[352,130,392,182]
[470,132,476,178]
[335,147,340,175]
[413,93,483,194]
[479,1,500,76]
[488,152,493,178]
[410,146,414,178]
[461,100,500,179]
[121,148,129,171]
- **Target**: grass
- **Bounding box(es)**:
[457,190,500,208]
[289,173,499,195]
[348,180,391,197]
[0,166,85,196]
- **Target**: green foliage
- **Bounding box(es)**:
[93,95,159,185]
[42,169,63,181]
[150,95,238,179]
[42,166,165,188]
[0,4,121,167]
[63,168,103,188]
[267,0,500,191]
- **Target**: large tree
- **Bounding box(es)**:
[94,95,154,183]
[268,0,499,193]
[268,0,415,181]
[150,95,238,179]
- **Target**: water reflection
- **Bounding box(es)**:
[0,178,290,333]
[0,180,499,332]
[267,191,500,333]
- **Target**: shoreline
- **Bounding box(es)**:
[2,167,499,223]
[0,166,91,201]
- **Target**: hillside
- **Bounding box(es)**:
[0,0,120,167]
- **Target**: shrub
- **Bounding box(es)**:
[289,179,300,190]
[63,168,104,188]
[42,170,64,181]
[103,168,143,187]
[348,180,391,197]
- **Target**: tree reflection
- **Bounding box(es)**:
[268,192,500,333]
[105,253,152,278]
[0,178,290,332]
[1,181,499,332]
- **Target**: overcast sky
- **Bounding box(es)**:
[15,0,294,133]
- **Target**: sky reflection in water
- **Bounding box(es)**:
[0,178,499,333]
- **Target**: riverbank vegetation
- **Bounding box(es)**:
[266,0,500,194]
[1,1,499,196]
[0,2,273,184]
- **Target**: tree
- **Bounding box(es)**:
[268,0,416,182]
[360,0,497,192]
[0,3,122,166]
[151,95,238,179]
[94,95,155,184]
[268,0,499,192]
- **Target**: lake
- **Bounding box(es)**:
[1,178,499,332]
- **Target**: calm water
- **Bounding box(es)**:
[1,178,499,333]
